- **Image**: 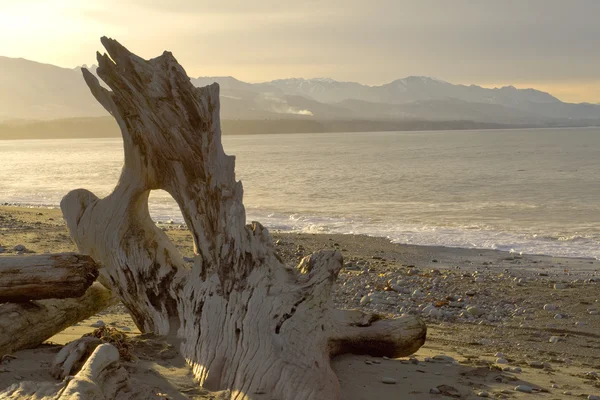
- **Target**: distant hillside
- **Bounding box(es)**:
[0,117,532,140]
[0,57,106,120]
[1,56,600,127]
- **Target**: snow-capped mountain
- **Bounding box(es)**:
[1,55,598,125]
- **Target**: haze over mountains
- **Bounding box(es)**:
[1,56,600,128]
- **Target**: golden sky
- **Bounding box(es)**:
[2,0,599,103]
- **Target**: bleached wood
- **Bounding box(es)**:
[0,283,116,355]
[51,336,103,379]
[0,344,130,400]
[58,344,129,400]
[0,253,98,302]
[60,37,427,399]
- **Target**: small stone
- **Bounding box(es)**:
[549,336,561,343]
[467,305,484,317]
[575,321,586,327]
[432,355,455,363]
[514,385,533,393]
[563,391,572,395]
[120,326,131,331]
[90,320,105,328]
[529,361,544,368]
[477,391,489,398]
[430,387,441,394]
[588,395,600,400]
[544,304,558,311]
[429,308,443,318]
[359,296,370,305]
[381,377,397,384]
[496,358,509,364]
[494,352,505,358]
[554,283,568,289]
[465,289,477,296]
[13,244,26,252]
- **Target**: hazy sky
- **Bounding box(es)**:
[2,0,599,103]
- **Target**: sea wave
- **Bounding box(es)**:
[3,200,598,260]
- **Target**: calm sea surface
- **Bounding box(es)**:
[1,128,599,259]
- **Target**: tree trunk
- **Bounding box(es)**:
[60,37,426,400]
[0,253,98,302]
[0,283,116,355]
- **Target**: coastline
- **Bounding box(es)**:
[0,118,598,141]
[1,205,600,399]
[1,203,598,267]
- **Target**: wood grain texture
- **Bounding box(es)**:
[0,283,117,355]
[0,253,98,302]
[60,37,426,400]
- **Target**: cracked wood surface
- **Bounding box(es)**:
[0,283,117,355]
[0,253,98,302]
[60,37,426,400]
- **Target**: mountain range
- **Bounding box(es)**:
[1,56,599,127]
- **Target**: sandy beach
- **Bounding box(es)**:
[1,205,599,399]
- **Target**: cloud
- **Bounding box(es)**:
[1,0,599,102]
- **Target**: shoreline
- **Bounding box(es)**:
[1,205,600,399]
[1,203,598,265]
[1,122,599,141]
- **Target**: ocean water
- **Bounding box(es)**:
[0,128,599,259]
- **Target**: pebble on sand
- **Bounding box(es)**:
[381,377,397,384]
[514,385,533,393]
[90,320,106,328]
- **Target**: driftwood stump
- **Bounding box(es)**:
[61,37,426,400]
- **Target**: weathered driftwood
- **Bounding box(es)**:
[0,344,130,400]
[0,253,98,302]
[60,37,426,400]
[0,283,116,355]
[51,336,103,379]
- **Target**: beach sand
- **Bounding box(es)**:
[1,206,599,399]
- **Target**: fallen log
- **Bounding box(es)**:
[0,253,99,302]
[60,37,427,399]
[0,283,117,355]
